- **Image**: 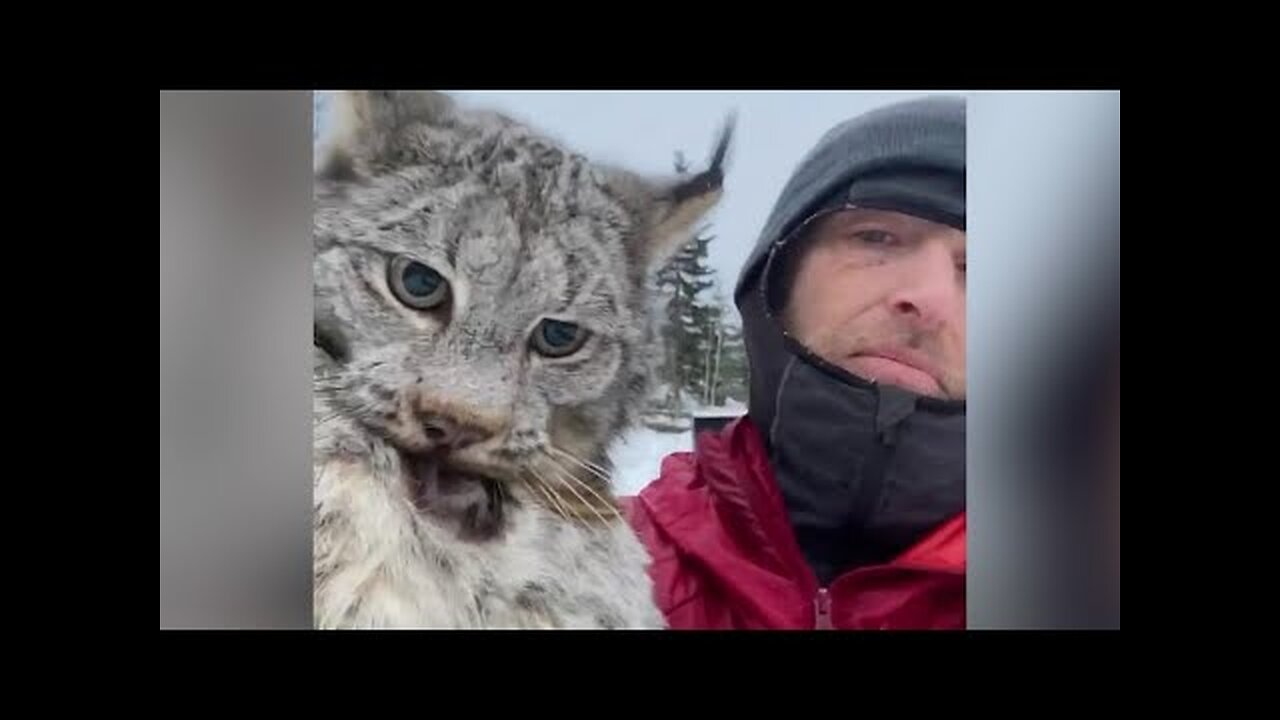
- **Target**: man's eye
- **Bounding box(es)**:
[853,230,897,246]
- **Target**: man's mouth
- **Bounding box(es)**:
[845,347,944,397]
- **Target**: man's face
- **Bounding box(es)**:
[782,208,966,399]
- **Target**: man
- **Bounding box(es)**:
[625,97,967,629]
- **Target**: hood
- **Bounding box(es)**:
[733,96,967,585]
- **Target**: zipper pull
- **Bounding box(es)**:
[814,588,833,630]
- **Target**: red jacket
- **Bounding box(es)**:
[623,417,965,630]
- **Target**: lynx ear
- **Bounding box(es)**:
[318,90,456,180]
[626,112,736,274]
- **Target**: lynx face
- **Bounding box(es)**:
[314,91,731,535]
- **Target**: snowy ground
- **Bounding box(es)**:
[605,427,692,497]
[605,400,747,496]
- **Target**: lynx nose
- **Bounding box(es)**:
[421,414,489,451]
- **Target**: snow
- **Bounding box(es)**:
[606,426,693,497]
[605,400,748,497]
[691,398,747,418]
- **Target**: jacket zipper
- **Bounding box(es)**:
[814,587,833,629]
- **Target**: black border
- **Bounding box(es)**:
[159,39,1120,91]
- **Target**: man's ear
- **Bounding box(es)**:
[317,90,457,181]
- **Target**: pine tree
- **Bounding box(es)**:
[652,151,718,411]
[710,314,749,407]
[691,285,748,408]
[649,150,753,418]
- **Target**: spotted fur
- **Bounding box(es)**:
[313,91,731,628]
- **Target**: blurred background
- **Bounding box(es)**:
[161,90,1118,629]
[968,91,1120,629]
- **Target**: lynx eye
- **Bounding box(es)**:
[531,319,590,358]
[388,256,450,310]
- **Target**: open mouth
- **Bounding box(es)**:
[399,449,508,541]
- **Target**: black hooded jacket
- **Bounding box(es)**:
[735,97,967,585]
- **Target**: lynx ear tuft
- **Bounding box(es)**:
[626,111,736,274]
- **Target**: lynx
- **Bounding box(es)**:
[312,91,731,628]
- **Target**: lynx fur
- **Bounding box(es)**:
[312,91,731,628]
